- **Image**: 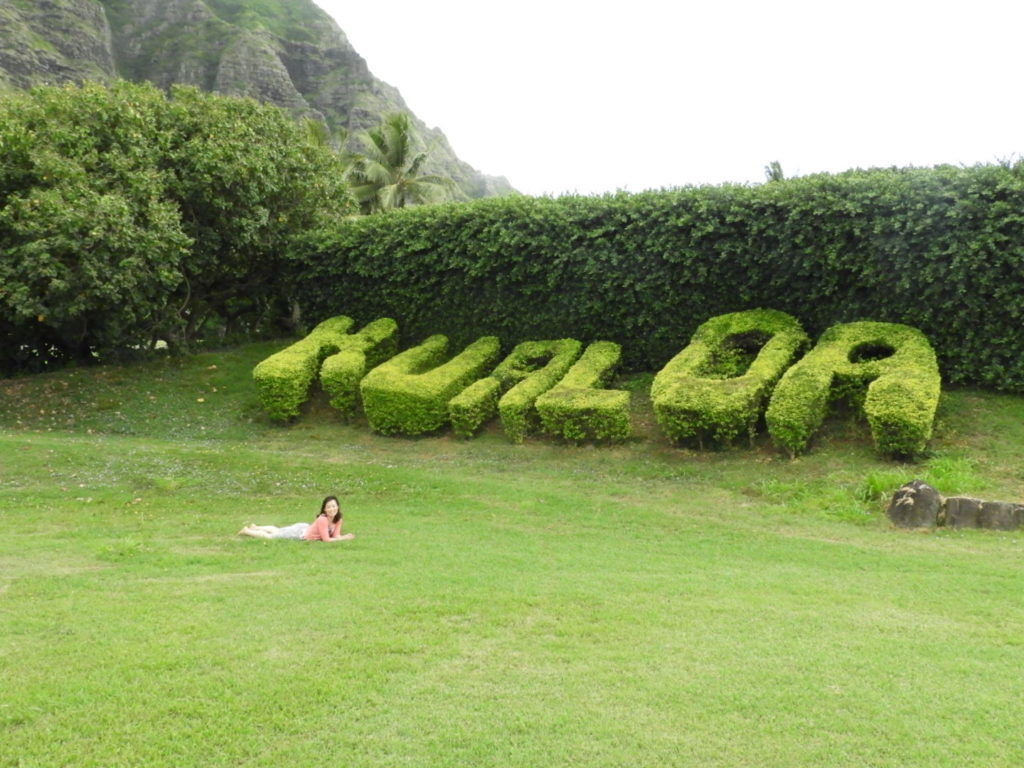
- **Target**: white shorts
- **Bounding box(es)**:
[271,523,309,540]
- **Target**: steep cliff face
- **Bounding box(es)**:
[0,0,116,88]
[0,0,512,198]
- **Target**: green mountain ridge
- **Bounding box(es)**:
[0,0,513,199]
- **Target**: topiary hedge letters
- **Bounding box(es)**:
[535,341,631,443]
[254,311,941,456]
[449,339,583,442]
[293,163,1024,393]
[652,309,809,448]
[252,316,397,421]
[360,334,501,436]
[765,321,941,458]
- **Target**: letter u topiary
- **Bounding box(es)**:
[535,341,630,443]
[651,309,809,447]
[361,334,501,435]
[765,321,941,457]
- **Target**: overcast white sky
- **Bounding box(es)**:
[314,0,1024,196]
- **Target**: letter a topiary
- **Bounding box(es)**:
[449,339,584,441]
[361,335,501,435]
[765,321,941,458]
[651,309,809,448]
[252,316,398,421]
[497,339,583,442]
[535,341,630,443]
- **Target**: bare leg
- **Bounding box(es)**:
[238,525,275,539]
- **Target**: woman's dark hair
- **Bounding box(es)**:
[320,495,340,524]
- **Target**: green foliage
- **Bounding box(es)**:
[318,318,399,419]
[0,81,191,369]
[158,85,353,344]
[764,160,785,182]
[765,322,941,458]
[448,376,502,438]
[496,339,584,443]
[652,309,810,447]
[360,334,500,435]
[346,113,455,214]
[252,315,398,421]
[447,339,583,440]
[0,80,354,373]
[295,162,1024,392]
[535,341,631,443]
[922,454,984,495]
[251,315,355,421]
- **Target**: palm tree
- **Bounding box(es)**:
[764,160,785,182]
[346,113,455,214]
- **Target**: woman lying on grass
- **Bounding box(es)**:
[238,495,355,542]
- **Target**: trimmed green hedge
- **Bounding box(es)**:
[448,338,583,440]
[765,321,941,457]
[294,163,1024,392]
[496,339,583,443]
[535,341,630,443]
[652,309,809,448]
[360,334,501,435]
[252,315,397,421]
[252,316,356,421]
[318,317,399,419]
[449,377,503,438]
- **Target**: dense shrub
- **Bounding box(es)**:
[535,341,630,443]
[252,315,357,421]
[652,309,809,447]
[765,321,941,458]
[295,162,1024,391]
[360,334,500,435]
[449,376,503,439]
[318,318,399,419]
[449,339,583,440]
[496,339,584,443]
[0,80,353,373]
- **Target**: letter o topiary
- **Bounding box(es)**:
[651,309,810,448]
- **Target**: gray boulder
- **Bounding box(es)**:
[887,480,942,528]
[978,501,1024,531]
[945,496,983,529]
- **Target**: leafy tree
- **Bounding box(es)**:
[158,85,353,345]
[0,82,189,371]
[0,80,355,373]
[346,113,455,214]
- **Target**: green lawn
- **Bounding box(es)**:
[2,343,1023,767]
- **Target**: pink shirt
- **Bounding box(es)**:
[302,515,340,541]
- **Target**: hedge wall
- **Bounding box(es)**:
[295,163,1024,390]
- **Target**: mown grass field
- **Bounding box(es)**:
[2,342,1023,767]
